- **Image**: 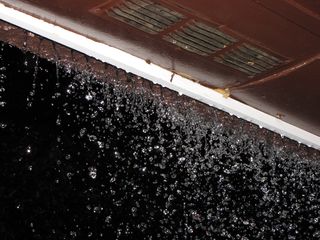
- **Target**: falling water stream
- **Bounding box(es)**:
[0,41,320,239]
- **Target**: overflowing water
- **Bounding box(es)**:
[0,41,320,239]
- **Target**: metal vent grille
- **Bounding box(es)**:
[164,22,236,56]
[107,0,184,34]
[214,44,283,76]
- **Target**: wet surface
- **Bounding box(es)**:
[0,41,320,239]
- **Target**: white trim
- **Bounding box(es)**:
[1,3,319,150]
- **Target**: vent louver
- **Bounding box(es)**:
[99,1,286,77]
[107,0,184,34]
[164,22,236,56]
[214,44,283,76]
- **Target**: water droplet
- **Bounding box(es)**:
[93,206,103,214]
[79,128,86,137]
[56,116,61,126]
[88,135,97,142]
[186,225,193,233]
[70,231,77,237]
[105,215,112,223]
[178,157,185,164]
[88,167,97,179]
[85,93,93,101]
[97,141,104,148]
[243,220,249,225]
[26,145,32,154]
[131,207,137,214]
[66,172,73,180]
[163,209,169,215]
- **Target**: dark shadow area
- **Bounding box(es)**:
[0,41,320,239]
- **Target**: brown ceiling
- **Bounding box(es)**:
[232,59,320,136]
[1,0,320,136]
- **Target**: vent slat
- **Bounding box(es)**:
[193,22,236,43]
[188,25,232,46]
[167,34,212,55]
[125,1,173,25]
[130,0,183,22]
[182,28,226,49]
[165,36,209,56]
[243,44,282,64]
[118,5,166,29]
[215,43,284,76]
[108,0,184,34]
[230,50,274,70]
[239,45,281,66]
[109,8,161,33]
[238,46,278,67]
[174,31,220,52]
[164,22,235,56]
[226,52,268,72]
[223,55,261,74]
[215,57,256,75]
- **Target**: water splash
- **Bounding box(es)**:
[0,40,319,240]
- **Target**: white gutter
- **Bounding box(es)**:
[0,3,319,150]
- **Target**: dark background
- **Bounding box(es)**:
[0,41,320,239]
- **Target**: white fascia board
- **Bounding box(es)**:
[1,3,319,150]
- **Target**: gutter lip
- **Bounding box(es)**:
[0,3,319,150]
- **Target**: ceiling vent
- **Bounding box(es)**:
[97,1,286,76]
[107,0,184,34]
[214,44,283,76]
[164,22,236,56]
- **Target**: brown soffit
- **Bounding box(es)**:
[232,59,320,136]
[1,0,320,137]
